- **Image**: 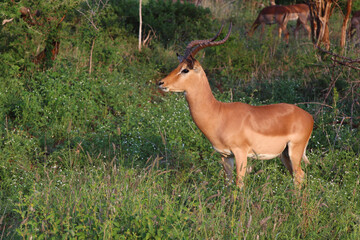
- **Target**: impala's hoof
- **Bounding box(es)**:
[236,181,244,189]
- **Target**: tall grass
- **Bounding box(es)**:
[9,150,360,239]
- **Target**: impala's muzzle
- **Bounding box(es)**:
[157,81,168,92]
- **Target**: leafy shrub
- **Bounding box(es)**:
[110,0,213,46]
[143,0,212,46]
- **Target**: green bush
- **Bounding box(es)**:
[110,0,213,46]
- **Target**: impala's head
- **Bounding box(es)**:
[158,23,232,93]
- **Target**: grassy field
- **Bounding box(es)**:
[1,0,359,239]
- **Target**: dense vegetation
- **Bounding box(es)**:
[1,0,359,239]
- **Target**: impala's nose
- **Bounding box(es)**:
[158,81,164,86]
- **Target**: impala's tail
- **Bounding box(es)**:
[302,143,311,165]
[302,153,310,165]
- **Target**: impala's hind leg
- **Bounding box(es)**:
[288,142,308,187]
[280,145,293,175]
[233,149,248,188]
[294,20,301,39]
[294,19,311,39]
[221,156,234,185]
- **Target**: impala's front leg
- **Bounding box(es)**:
[233,149,248,188]
[280,23,289,43]
[260,23,265,40]
[221,156,234,185]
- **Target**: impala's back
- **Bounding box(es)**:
[285,3,309,21]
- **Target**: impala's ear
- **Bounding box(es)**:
[176,53,183,63]
[185,55,195,69]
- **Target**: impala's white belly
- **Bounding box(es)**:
[213,147,282,160]
[213,146,233,157]
[247,152,280,160]
[213,134,288,160]
[288,13,299,21]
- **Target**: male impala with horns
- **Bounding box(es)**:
[158,24,314,188]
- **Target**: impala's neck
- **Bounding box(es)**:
[184,70,221,137]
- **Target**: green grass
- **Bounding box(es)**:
[1,64,359,239]
[6,148,360,239]
[1,0,359,239]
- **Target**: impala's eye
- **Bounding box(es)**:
[181,69,189,74]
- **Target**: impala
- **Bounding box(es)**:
[158,24,314,188]
[350,10,360,43]
[247,3,311,42]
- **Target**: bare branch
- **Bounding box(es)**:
[2,18,13,25]
[89,37,96,74]
[2,18,14,25]
[76,9,99,31]
[295,102,333,109]
[316,45,360,70]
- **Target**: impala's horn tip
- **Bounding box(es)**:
[181,22,232,62]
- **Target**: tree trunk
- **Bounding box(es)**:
[89,37,95,74]
[340,0,352,48]
[308,0,337,50]
[138,0,142,52]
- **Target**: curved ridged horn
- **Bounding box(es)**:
[179,23,232,62]
[181,24,224,61]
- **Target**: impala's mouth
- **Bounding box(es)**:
[159,86,169,92]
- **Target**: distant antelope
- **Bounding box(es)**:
[350,11,360,43]
[158,24,314,188]
[247,4,311,42]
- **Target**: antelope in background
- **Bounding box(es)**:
[158,24,314,188]
[247,3,311,42]
[349,10,360,44]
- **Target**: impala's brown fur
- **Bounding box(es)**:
[158,24,314,188]
[247,4,311,42]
